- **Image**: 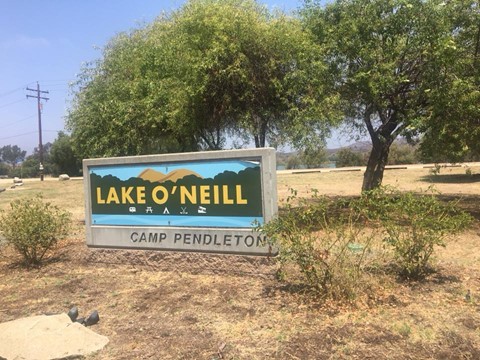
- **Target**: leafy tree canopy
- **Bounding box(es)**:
[9,143,53,179]
[419,0,480,162]
[335,148,366,168]
[303,0,479,190]
[301,145,328,168]
[0,145,26,168]
[67,0,339,159]
[50,132,82,176]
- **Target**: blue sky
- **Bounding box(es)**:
[90,159,259,181]
[0,0,346,156]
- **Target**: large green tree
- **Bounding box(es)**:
[67,28,197,158]
[67,0,337,159]
[50,132,82,176]
[11,143,53,178]
[0,145,26,169]
[419,0,480,162]
[303,0,478,190]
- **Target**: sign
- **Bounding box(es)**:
[83,148,277,255]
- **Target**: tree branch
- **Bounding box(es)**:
[363,106,378,144]
[392,122,407,139]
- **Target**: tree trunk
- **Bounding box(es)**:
[254,133,267,148]
[362,139,392,191]
[200,128,223,150]
[254,135,261,148]
[362,105,400,191]
[253,114,267,148]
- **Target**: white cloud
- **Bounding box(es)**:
[1,35,51,50]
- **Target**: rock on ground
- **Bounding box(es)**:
[0,314,109,360]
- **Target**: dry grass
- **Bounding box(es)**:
[0,178,85,221]
[277,165,480,200]
[0,166,479,359]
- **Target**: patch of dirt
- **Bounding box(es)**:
[1,171,479,359]
[1,228,480,359]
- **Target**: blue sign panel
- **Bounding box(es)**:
[89,159,263,228]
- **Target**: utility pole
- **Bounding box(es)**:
[26,82,49,181]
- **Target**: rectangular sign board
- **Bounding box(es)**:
[83,148,278,255]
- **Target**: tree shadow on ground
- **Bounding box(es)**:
[421,173,480,184]
[436,194,480,221]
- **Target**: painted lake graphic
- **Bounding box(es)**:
[89,160,263,228]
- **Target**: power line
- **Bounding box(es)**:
[0,114,36,128]
[0,87,25,99]
[0,129,62,141]
[26,82,49,181]
[48,88,69,93]
[0,81,69,99]
[0,98,27,110]
[42,83,69,88]
[0,131,38,140]
[39,79,72,84]
[0,83,36,98]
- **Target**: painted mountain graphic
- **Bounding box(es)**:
[90,166,262,217]
[137,168,203,183]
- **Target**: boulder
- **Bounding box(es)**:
[58,174,70,181]
[0,314,109,360]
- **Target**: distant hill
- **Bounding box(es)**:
[328,139,414,154]
[327,141,372,155]
[276,141,373,159]
[276,138,419,169]
[137,168,203,183]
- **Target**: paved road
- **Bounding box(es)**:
[277,162,480,175]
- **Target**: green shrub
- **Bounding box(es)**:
[430,163,442,176]
[387,143,419,165]
[335,148,366,167]
[261,186,473,300]
[0,195,71,266]
[261,189,379,300]
[358,187,472,278]
[286,155,301,169]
